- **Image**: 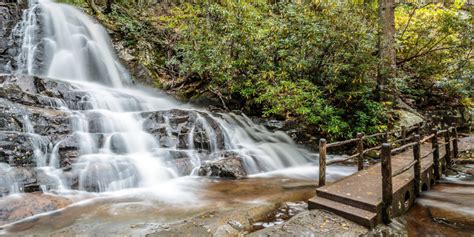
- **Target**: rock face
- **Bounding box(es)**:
[0,0,28,73]
[0,75,78,195]
[141,109,226,151]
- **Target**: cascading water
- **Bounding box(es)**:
[0,0,333,198]
[15,0,131,87]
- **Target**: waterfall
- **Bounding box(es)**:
[15,0,131,87]
[1,0,323,196]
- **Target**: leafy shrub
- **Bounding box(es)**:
[162,2,386,139]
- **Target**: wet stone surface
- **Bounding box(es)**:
[198,152,247,179]
[141,109,226,152]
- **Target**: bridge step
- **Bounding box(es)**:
[316,188,379,213]
[308,196,378,229]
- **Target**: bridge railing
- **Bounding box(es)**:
[317,125,460,224]
[318,122,425,187]
[380,127,459,224]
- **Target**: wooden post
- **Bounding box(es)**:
[384,129,389,143]
[319,139,327,187]
[413,134,421,197]
[444,128,451,169]
[401,126,407,145]
[381,143,392,224]
[416,124,421,135]
[357,133,364,171]
[431,130,440,180]
[452,127,459,159]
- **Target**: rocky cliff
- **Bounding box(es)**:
[0,0,27,73]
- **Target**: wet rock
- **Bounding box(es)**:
[264,120,286,130]
[141,109,226,152]
[0,164,37,196]
[30,111,71,140]
[69,159,140,192]
[365,150,380,159]
[227,220,243,231]
[0,193,72,226]
[0,131,45,166]
[173,157,195,176]
[248,209,368,237]
[109,133,127,154]
[0,0,28,73]
[198,152,247,179]
[0,75,93,110]
[57,133,104,168]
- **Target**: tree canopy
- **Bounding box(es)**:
[59,0,473,139]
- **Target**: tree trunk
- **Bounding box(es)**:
[86,0,100,15]
[104,0,113,14]
[377,0,396,101]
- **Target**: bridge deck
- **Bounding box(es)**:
[309,141,447,228]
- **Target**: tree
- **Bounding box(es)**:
[85,0,100,15]
[377,0,396,100]
[104,0,113,14]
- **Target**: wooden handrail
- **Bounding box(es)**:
[392,160,418,178]
[390,141,418,154]
[326,123,423,149]
[327,138,359,148]
[327,153,359,165]
[420,134,435,144]
[363,145,383,153]
[317,125,459,198]
[438,129,448,134]
[391,135,414,145]
[364,132,386,139]
[420,149,436,160]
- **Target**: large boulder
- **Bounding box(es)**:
[394,109,424,130]
[198,152,247,179]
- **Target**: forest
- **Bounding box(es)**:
[60,0,472,139]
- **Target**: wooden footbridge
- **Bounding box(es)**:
[308,124,460,228]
